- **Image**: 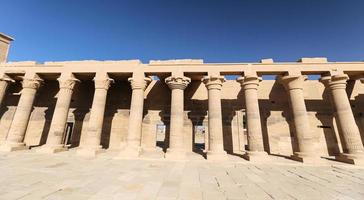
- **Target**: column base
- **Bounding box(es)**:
[206,150,228,161]
[36,145,68,154]
[117,146,143,158]
[76,146,105,157]
[165,149,187,160]
[139,147,165,159]
[243,151,269,162]
[290,152,325,164]
[0,142,29,152]
[335,152,364,166]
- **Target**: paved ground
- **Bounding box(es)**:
[0,150,364,200]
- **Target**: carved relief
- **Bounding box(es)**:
[128,77,152,90]
[165,76,191,90]
[22,78,43,89]
[202,75,225,90]
[94,78,114,90]
[59,78,79,90]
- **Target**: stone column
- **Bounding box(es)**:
[38,77,79,153]
[0,76,13,106]
[320,74,364,165]
[279,75,319,163]
[119,76,151,157]
[202,75,227,160]
[237,75,268,161]
[77,75,113,157]
[164,76,191,159]
[0,78,42,152]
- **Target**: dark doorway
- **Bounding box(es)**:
[63,122,74,146]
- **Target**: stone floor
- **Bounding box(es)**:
[0,150,364,200]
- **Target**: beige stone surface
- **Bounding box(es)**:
[0,33,13,63]
[1,150,364,200]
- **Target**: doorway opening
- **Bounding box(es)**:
[194,125,206,154]
[156,123,166,150]
[63,122,74,146]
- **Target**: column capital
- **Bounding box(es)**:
[202,75,225,90]
[22,78,43,89]
[0,75,14,83]
[279,75,307,90]
[236,75,261,90]
[320,74,348,90]
[58,78,80,90]
[128,77,152,90]
[94,78,114,90]
[165,76,191,90]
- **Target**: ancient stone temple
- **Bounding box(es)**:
[0,33,364,165]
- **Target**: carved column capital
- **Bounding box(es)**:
[58,78,80,90]
[320,74,348,90]
[0,75,14,83]
[236,75,261,90]
[128,77,152,90]
[165,76,191,90]
[94,78,114,90]
[202,75,225,90]
[278,75,307,90]
[22,78,43,89]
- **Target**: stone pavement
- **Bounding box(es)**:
[0,150,364,200]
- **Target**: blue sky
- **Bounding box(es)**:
[1,0,364,63]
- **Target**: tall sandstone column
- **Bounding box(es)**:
[77,74,113,157]
[118,76,151,157]
[0,75,13,106]
[237,75,268,161]
[0,77,42,152]
[202,75,227,160]
[38,76,79,153]
[279,75,320,163]
[320,74,364,165]
[165,76,191,159]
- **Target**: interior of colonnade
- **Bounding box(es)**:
[0,75,364,158]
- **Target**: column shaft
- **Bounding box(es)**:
[0,77,12,106]
[280,75,317,161]
[121,77,151,157]
[208,88,224,151]
[237,76,265,154]
[86,87,109,147]
[0,78,42,151]
[203,75,227,160]
[169,88,184,149]
[77,77,113,156]
[39,78,78,153]
[322,75,364,155]
[165,76,190,158]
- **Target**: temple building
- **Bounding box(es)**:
[0,33,364,165]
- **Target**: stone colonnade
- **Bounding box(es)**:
[0,71,363,165]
